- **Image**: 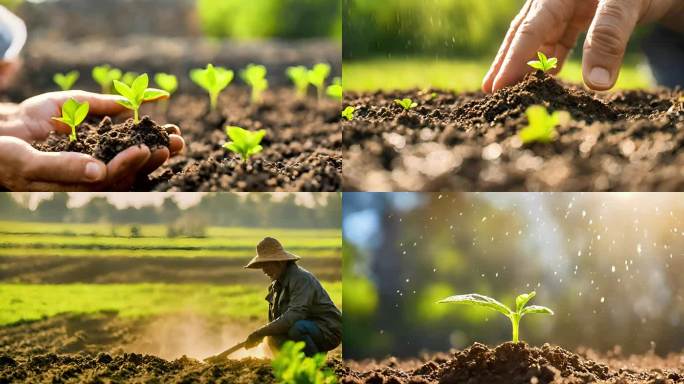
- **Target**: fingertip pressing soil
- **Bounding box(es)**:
[340,342,684,384]
[34,115,170,164]
[343,72,684,191]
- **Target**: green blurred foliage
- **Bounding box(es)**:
[198,0,341,40]
[0,0,21,11]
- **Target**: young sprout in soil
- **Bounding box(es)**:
[154,73,178,95]
[394,98,418,111]
[121,72,139,87]
[113,73,169,123]
[51,98,89,142]
[519,105,567,144]
[240,64,268,104]
[527,52,558,73]
[92,65,122,94]
[327,77,343,100]
[287,65,310,98]
[438,291,553,343]
[342,106,355,121]
[53,70,79,91]
[224,126,266,163]
[190,64,234,111]
[272,341,337,384]
[308,63,331,99]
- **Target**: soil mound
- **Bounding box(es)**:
[340,342,684,384]
[35,116,170,163]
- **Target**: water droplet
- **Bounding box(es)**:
[611,265,616,272]
[582,210,586,217]
[600,297,605,303]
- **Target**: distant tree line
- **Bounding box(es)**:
[0,193,341,229]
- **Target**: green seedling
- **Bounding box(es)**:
[224,126,266,162]
[341,106,355,121]
[438,291,553,343]
[308,63,331,99]
[53,71,79,91]
[154,73,178,95]
[394,98,417,111]
[51,98,89,142]
[190,64,234,111]
[240,64,268,103]
[272,341,337,384]
[327,77,342,100]
[121,72,139,87]
[92,65,122,94]
[113,73,169,123]
[287,65,310,98]
[519,105,567,144]
[527,51,557,73]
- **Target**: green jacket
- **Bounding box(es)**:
[254,263,342,348]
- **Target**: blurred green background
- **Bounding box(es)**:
[343,193,684,359]
[343,0,652,91]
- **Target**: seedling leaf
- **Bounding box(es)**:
[53,71,79,91]
[122,72,139,87]
[287,65,310,97]
[92,65,122,94]
[327,77,342,100]
[190,64,234,110]
[519,105,565,144]
[308,63,331,99]
[527,51,558,73]
[223,126,266,162]
[154,73,178,95]
[394,98,418,111]
[439,291,553,343]
[113,73,169,123]
[341,106,355,121]
[51,98,89,142]
[240,64,268,103]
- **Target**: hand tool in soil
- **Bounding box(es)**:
[203,341,246,363]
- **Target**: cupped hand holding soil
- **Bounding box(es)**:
[0,90,184,191]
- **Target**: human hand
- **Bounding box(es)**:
[244,332,264,349]
[482,0,684,93]
[0,91,184,191]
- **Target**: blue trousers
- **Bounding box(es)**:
[268,320,329,357]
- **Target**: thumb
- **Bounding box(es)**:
[24,148,107,184]
[582,0,640,90]
[57,90,127,115]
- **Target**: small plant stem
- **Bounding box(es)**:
[510,314,520,343]
[134,109,139,123]
[69,127,76,142]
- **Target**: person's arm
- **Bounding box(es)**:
[482,0,684,93]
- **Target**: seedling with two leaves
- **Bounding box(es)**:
[241,64,268,104]
[53,71,79,91]
[394,98,417,111]
[272,341,337,384]
[52,98,89,142]
[519,105,568,144]
[438,291,553,343]
[287,65,310,98]
[92,65,122,94]
[190,64,234,111]
[527,52,557,73]
[224,126,266,163]
[327,77,342,100]
[154,73,178,113]
[113,73,169,123]
[308,63,331,99]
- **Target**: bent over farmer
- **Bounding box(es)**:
[208,237,341,360]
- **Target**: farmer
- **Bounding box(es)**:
[0,6,184,191]
[482,0,684,93]
[215,237,342,359]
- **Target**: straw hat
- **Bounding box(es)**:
[244,237,301,268]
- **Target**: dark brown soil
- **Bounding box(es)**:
[138,88,341,191]
[340,342,684,384]
[34,116,170,163]
[343,71,684,191]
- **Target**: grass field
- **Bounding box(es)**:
[343,58,652,92]
[0,282,342,326]
[0,221,340,259]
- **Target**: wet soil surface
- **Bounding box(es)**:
[0,313,341,383]
[343,71,684,191]
[35,116,170,164]
[340,342,684,384]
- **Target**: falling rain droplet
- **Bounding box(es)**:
[611,265,616,273]
[600,297,605,303]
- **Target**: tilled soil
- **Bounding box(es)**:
[340,342,684,384]
[35,116,170,164]
[142,88,341,191]
[343,71,684,191]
